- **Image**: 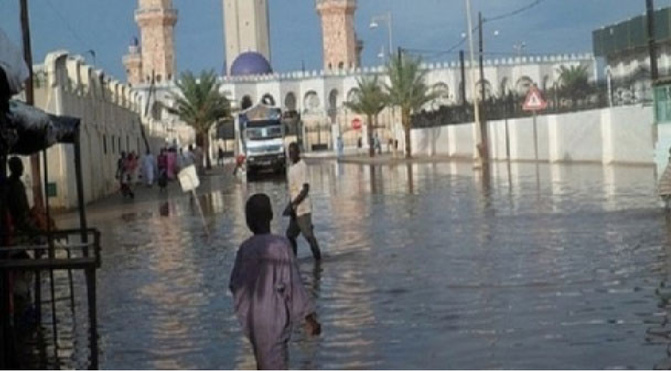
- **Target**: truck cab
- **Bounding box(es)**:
[237,103,286,180]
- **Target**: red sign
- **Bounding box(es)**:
[522,85,548,111]
[352,118,362,130]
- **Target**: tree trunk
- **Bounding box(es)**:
[204,134,212,170]
[403,110,412,159]
[367,114,374,157]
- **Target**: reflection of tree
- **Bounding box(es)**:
[406,163,414,194]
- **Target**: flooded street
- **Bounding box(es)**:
[53,160,671,369]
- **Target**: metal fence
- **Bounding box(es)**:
[411,82,651,129]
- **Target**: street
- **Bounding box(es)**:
[44,159,671,369]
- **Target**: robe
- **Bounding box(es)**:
[141,154,156,186]
[229,234,314,370]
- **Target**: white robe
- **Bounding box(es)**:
[141,154,156,185]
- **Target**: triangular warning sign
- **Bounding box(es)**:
[522,86,547,111]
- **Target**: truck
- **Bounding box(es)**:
[237,102,287,180]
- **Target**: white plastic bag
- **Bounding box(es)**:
[0,27,29,95]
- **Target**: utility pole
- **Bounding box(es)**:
[20,0,44,210]
[646,0,659,81]
[459,50,467,107]
[478,12,489,162]
[464,0,482,167]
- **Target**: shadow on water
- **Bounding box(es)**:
[43,160,671,369]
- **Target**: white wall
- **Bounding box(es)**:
[412,105,654,165]
[19,51,170,209]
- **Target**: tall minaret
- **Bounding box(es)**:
[131,0,178,84]
[316,0,359,70]
[223,0,271,73]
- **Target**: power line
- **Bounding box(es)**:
[485,0,547,23]
[405,0,549,59]
[44,0,90,52]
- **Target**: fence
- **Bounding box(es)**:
[411,81,652,129]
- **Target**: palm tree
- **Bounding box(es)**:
[168,70,231,169]
[344,76,387,157]
[557,65,592,108]
[385,53,438,158]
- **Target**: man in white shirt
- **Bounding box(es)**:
[284,142,321,260]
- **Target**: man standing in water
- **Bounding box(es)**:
[230,193,321,369]
[284,142,322,260]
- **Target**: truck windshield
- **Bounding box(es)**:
[245,121,283,140]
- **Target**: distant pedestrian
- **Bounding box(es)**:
[374,133,382,154]
[166,148,177,180]
[157,148,168,191]
[283,142,321,260]
[116,151,134,199]
[217,147,225,167]
[193,145,204,175]
[141,150,156,187]
[336,136,344,158]
[230,193,321,370]
[233,153,245,176]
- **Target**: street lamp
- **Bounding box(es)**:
[377,45,385,60]
[513,42,526,58]
[370,11,393,60]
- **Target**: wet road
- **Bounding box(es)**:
[50,160,671,369]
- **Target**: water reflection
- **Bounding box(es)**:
[44,160,671,368]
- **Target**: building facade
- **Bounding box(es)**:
[123,0,178,85]
[316,0,360,70]
[223,0,271,74]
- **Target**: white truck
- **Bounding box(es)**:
[237,103,287,180]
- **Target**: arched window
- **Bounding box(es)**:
[261,93,276,106]
[303,91,320,112]
[284,92,297,111]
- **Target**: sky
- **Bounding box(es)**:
[1,0,670,82]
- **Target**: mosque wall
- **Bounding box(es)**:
[411,105,654,165]
[17,51,169,210]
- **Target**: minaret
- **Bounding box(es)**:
[133,0,178,83]
[316,0,359,70]
[223,0,271,74]
[123,37,143,86]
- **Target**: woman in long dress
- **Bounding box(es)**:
[141,150,156,187]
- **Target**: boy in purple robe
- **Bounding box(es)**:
[230,193,321,369]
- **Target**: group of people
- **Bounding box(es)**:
[116,145,205,198]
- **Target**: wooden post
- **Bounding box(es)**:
[20,0,44,210]
[85,268,98,370]
[533,110,539,162]
[478,12,489,162]
[646,0,659,81]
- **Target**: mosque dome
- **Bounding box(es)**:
[230,52,273,76]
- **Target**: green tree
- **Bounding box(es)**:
[344,76,387,157]
[168,70,231,170]
[557,64,592,108]
[385,53,438,158]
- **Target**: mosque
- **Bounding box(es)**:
[122,0,595,153]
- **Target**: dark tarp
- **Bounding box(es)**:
[4,100,80,156]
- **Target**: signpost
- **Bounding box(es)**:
[177,165,209,237]
[352,117,362,130]
[522,85,548,161]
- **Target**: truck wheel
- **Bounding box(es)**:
[246,168,256,181]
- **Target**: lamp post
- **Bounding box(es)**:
[371,11,395,147]
[370,11,393,60]
[513,42,526,58]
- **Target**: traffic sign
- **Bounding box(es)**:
[352,118,362,130]
[522,85,547,111]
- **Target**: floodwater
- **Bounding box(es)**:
[41,159,671,369]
